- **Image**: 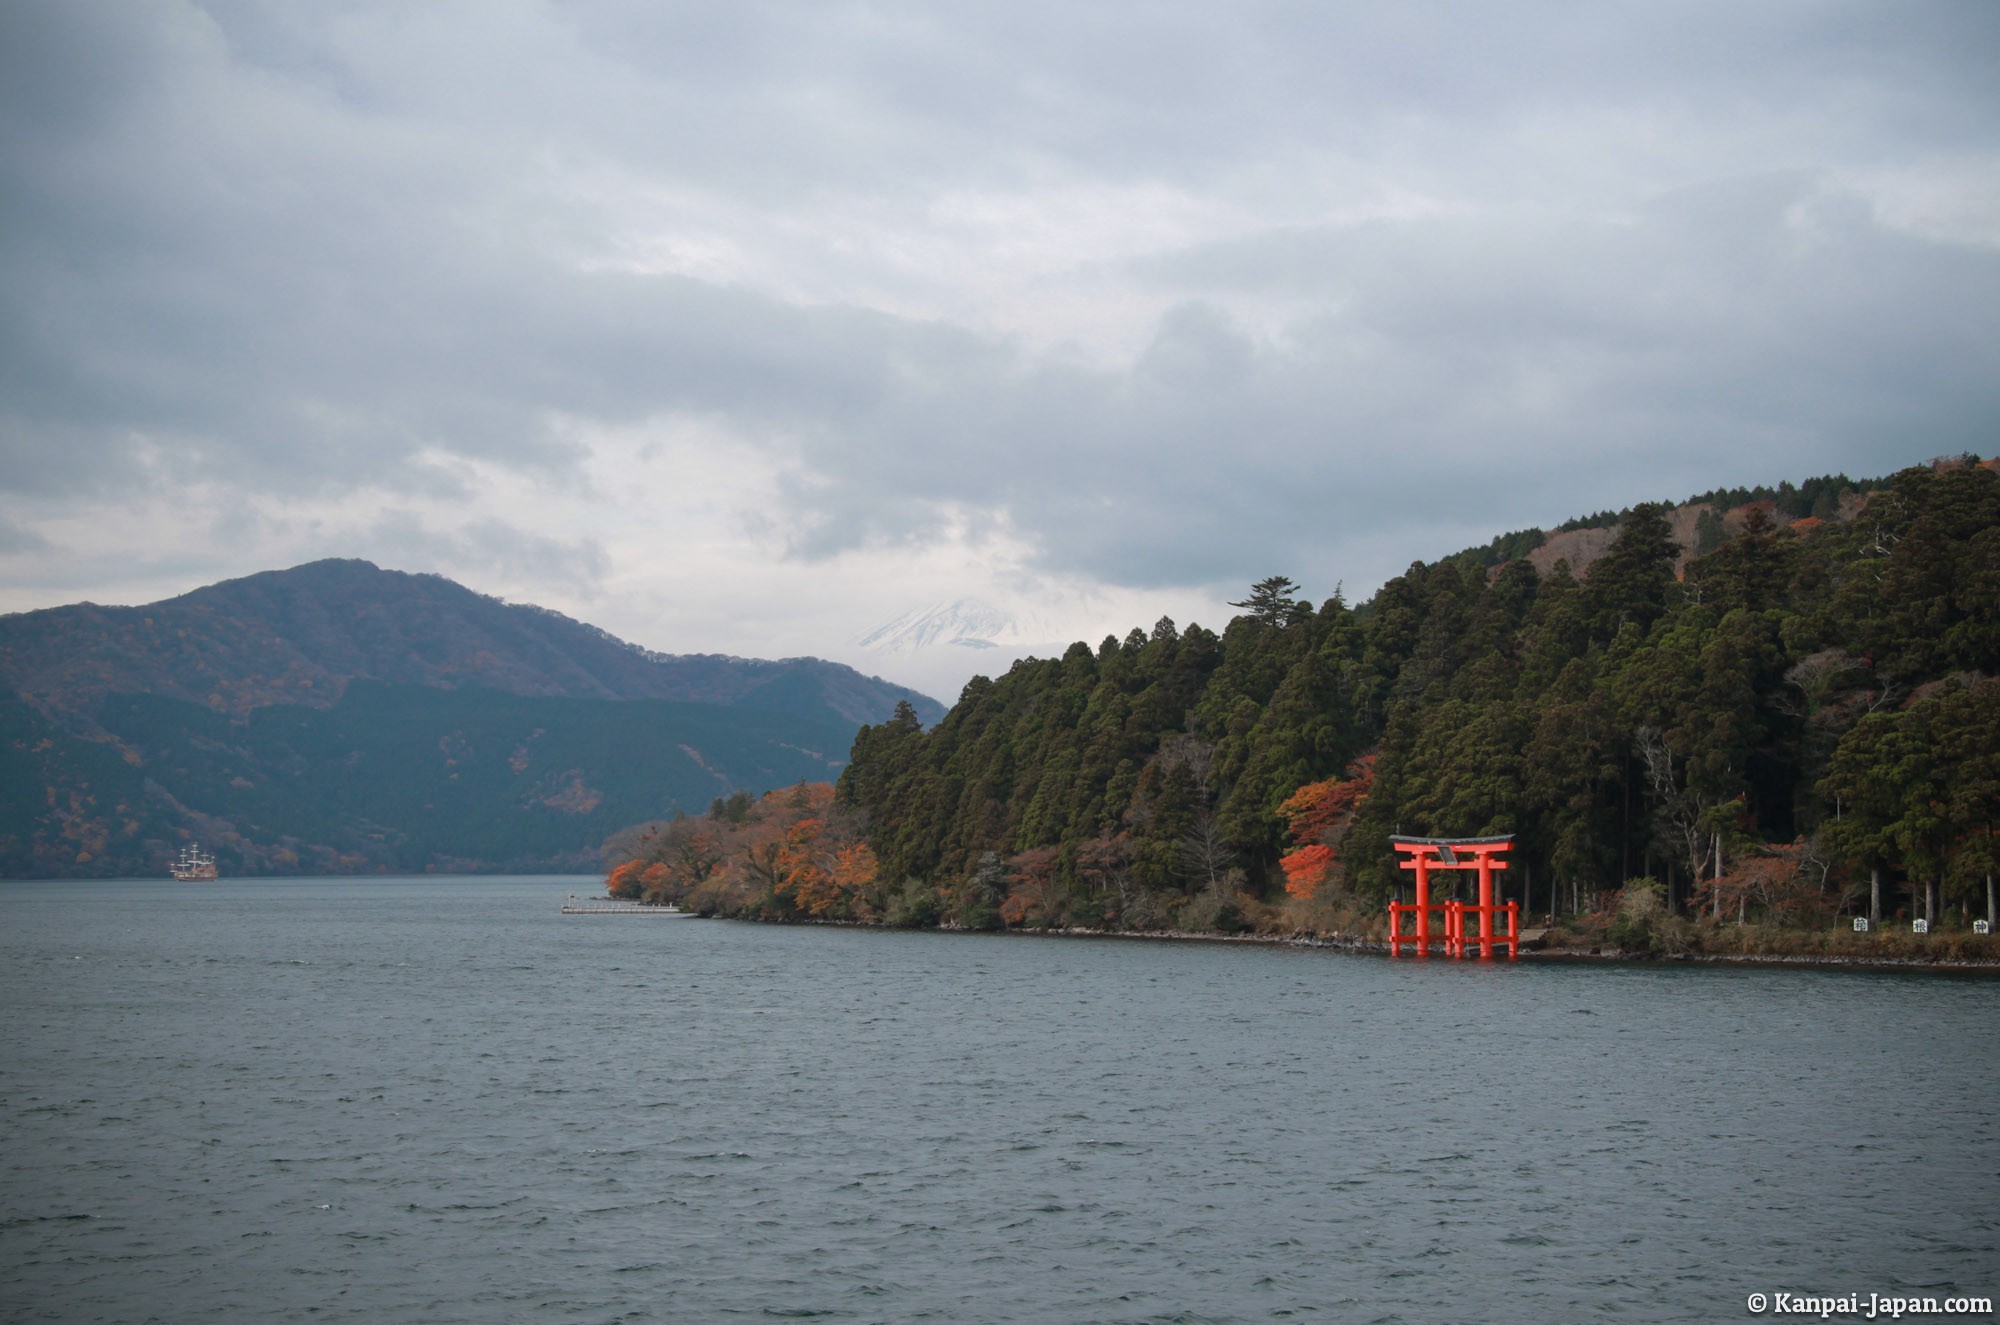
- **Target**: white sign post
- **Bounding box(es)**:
[1913,918,1929,935]
[1976,920,1991,935]
[1852,916,1869,932]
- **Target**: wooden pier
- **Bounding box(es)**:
[561,894,690,916]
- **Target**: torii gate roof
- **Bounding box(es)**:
[1390,835,1513,866]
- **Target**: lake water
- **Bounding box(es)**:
[3,876,1995,1323]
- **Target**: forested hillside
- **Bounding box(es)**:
[0,559,940,877]
[0,558,942,727]
[610,461,1998,951]
[0,682,860,877]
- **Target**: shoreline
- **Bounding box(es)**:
[1052,926,2000,971]
[721,915,2000,973]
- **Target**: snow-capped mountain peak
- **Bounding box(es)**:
[854,598,1020,654]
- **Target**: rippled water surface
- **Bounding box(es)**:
[4,876,1996,1322]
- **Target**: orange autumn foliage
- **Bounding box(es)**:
[606,858,647,899]
[1276,755,1375,899]
[1279,755,1374,843]
[832,841,880,896]
[605,783,880,919]
[1279,844,1335,898]
[776,818,840,916]
[998,844,1065,927]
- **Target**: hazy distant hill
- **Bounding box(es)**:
[0,560,943,878]
[0,558,944,727]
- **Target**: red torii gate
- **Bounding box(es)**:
[1387,835,1519,960]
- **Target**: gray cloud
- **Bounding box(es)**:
[764,183,2000,598]
[0,515,48,555]
[2,1,1997,624]
[362,512,611,598]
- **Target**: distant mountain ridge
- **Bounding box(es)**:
[0,560,942,878]
[0,559,945,728]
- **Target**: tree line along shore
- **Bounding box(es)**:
[606,460,2000,965]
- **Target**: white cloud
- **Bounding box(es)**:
[1839,156,2000,249]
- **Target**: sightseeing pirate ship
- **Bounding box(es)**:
[170,843,218,881]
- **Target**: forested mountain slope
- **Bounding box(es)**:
[0,560,940,877]
[0,558,942,727]
[817,461,1998,938]
[1,683,859,877]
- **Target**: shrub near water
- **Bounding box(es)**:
[1697,922,1999,962]
[1606,879,1695,956]
[1558,879,2000,961]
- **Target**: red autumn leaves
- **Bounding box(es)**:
[1276,755,1375,899]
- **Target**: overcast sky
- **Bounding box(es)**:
[3,1,1997,701]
